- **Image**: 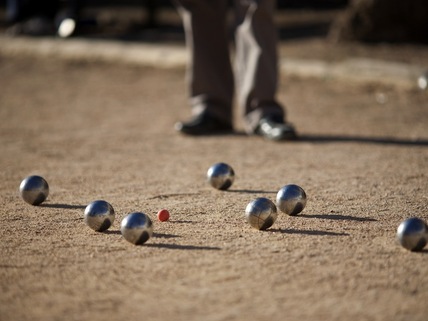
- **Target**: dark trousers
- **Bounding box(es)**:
[173,0,285,133]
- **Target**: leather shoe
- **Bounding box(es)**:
[255,116,297,141]
[175,112,233,135]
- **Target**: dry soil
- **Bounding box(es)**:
[0,38,428,321]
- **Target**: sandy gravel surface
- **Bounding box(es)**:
[0,53,427,321]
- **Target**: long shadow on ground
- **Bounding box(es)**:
[297,134,428,147]
[176,131,428,147]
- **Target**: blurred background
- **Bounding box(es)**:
[0,0,427,44]
[1,0,428,81]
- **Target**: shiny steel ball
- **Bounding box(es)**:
[276,184,307,216]
[19,175,49,205]
[245,197,278,230]
[121,212,153,245]
[84,200,115,232]
[207,162,235,190]
[396,217,428,251]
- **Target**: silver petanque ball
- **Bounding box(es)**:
[19,175,49,205]
[245,197,278,230]
[121,212,154,245]
[207,162,235,190]
[276,184,307,216]
[84,200,115,232]
[396,217,428,252]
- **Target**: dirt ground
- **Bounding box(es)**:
[1,7,428,320]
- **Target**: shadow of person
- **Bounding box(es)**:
[297,134,428,147]
[214,131,428,147]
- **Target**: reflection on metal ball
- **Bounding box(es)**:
[84,200,115,232]
[396,217,428,251]
[245,197,278,230]
[19,175,49,205]
[207,162,235,190]
[276,184,307,216]
[121,212,153,245]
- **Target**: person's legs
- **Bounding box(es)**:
[234,0,296,139]
[174,0,234,133]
